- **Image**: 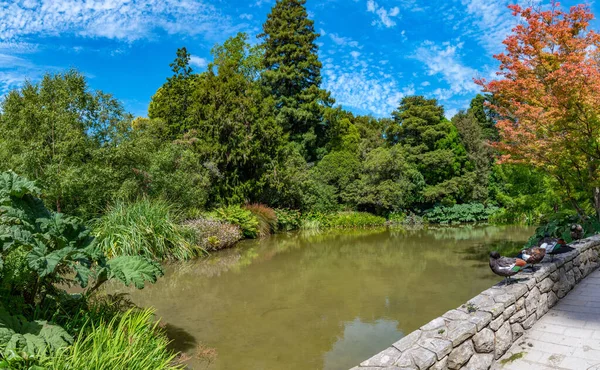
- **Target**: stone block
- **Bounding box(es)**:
[539,277,554,293]
[443,309,470,321]
[515,297,525,311]
[502,304,516,320]
[393,330,422,352]
[469,311,492,332]
[448,340,474,369]
[417,337,452,361]
[446,320,477,347]
[492,293,516,308]
[420,317,446,332]
[509,309,526,324]
[463,353,494,370]
[537,293,549,317]
[429,356,448,370]
[489,315,504,331]
[407,347,436,370]
[394,351,417,368]
[472,328,494,353]
[522,313,537,330]
[547,291,558,308]
[525,286,540,316]
[360,347,402,367]
[511,323,524,341]
[494,322,512,359]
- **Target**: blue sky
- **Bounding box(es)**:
[1,0,597,119]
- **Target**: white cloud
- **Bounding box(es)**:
[459,0,536,53]
[0,0,238,42]
[367,0,400,28]
[190,55,208,69]
[240,13,253,20]
[323,60,412,116]
[329,33,360,48]
[350,51,361,58]
[413,41,480,96]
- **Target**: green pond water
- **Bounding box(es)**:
[112,225,533,370]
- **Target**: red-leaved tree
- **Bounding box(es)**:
[478,2,600,220]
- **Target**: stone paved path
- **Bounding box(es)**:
[493,269,600,370]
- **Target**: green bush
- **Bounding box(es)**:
[212,205,259,238]
[425,203,500,224]
[525,213,600,248]
[48,309,183,370]
[243,204,278,237]
[92,199,201,261]
[274,209,301,231]
[327,212,386,228]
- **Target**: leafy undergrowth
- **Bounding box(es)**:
[184,218,243,251]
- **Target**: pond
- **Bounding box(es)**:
[112,225,534,370]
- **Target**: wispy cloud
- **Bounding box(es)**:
[323,57,412,116]
[366,0,400,28]
[329,33,360,48]
[0,0,239,42]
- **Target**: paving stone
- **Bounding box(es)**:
[420,317,446,332]
[443,309,470,321]
[448,340,474,369]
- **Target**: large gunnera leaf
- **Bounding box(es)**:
[106,256,164,289]
[0,307,73,357]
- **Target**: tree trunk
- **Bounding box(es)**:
[594,186,600,222]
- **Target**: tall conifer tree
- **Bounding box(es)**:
[259,0,331,161]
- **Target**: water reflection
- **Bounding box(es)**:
[111,225,533,370]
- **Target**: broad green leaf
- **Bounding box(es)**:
[107,256,164,289]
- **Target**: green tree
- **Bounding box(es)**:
[469,94,499,142]
[0,70,131,217]
[386,96,472,205]
[452,110,492,201]
[148,47,197,139]
[259,0,332,161]
[183,33,285,205]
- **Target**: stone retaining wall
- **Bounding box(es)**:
[352,235,600,370]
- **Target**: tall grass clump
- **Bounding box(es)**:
[50,309,183,370]
[243,203,277,237]
[93,199,201,261]
[212,205,259,238]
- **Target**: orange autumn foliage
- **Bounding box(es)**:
[477,2,600,217]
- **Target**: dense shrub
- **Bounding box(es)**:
[212,205,259,238]
[49,309,183,370]
[388,211,425,227]
[525,213,600,248]
[274,209,301,231]
[92,199,201,261]
[183,218,243,251]
[425,203,500,224]
[327,212,386,228]
[243,204,278,237]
